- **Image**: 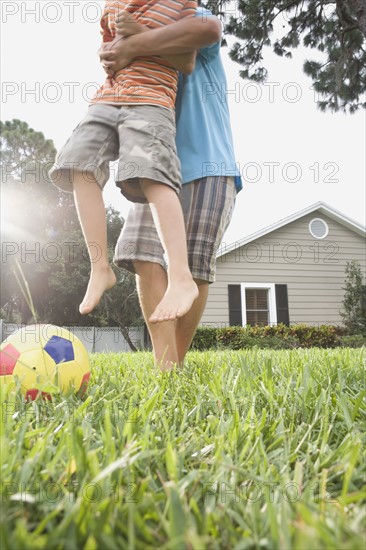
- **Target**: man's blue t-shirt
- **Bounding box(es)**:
[175,7,242,192]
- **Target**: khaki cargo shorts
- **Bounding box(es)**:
[114,176,236,283]
[48,103,182,203]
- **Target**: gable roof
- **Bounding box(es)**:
[218,201,366,258]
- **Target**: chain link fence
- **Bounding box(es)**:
[0,321,150,353]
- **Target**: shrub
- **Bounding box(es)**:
[340,260,366,335]
[190,326,218,350]
[217,326,248,350]
[339,334,366,348]
[190,324,348,350]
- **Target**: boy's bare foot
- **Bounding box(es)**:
[149,276,199,324]
[79,265,117,315]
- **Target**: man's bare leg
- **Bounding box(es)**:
[176,281,209,365]
[140,179,198,323]
[73,172,116,314]
[135,260,209,368]
[134,261,178,370]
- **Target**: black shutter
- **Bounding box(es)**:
[228,285,242,326]
[275,284,290,326]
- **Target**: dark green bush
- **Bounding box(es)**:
[217,326,248,350]
[190,326,218,350]
[191,324,350,350]
[287,324,344,348]
[339,334,366,348]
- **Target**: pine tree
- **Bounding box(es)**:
[204,0,366,112]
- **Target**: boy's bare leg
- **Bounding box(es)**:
[176,281,209,365]
[140,179,198,323]
[73,172,116,314]
[134,261,178,370]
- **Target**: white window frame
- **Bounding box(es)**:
[241,283,277,326]
[308,218,329,239]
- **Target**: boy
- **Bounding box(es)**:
[49,0,198,323]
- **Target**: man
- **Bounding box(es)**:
[102,5,243,368]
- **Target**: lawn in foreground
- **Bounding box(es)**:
[1,348,365,550]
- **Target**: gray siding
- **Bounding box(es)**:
[202,211,366,326]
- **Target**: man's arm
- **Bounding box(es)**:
[113,14,198,75]
[100,15,222,75]
[125,15,221,56]
[163,53,197,74]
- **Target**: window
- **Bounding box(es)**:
[228,284,289,327]
[241,283,278,326]
[245,288,269,325]
[309,218,329,239]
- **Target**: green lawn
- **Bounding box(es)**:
[1,348,365,550]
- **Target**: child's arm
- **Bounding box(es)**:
[98,7,118,78]
[100,11,114,43]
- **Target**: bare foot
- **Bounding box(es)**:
[79,265,117,315]
[158,360,177,372]
[149,276,198,324]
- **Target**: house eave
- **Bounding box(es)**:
[218,201,366,258]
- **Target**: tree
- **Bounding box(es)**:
[99,267,143,352]
[1,120,84,323]
[44,206,144,349]
[340,260,366,334]
[1,120,142,348]
[95,206,144,351]
[1,119,60,323]
[205,0,366,112]
[0,119,56,179]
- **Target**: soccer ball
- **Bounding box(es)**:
[0,324,91,400]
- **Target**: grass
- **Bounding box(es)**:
[1,348,365,550]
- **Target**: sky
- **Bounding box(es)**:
[1,1,365,248]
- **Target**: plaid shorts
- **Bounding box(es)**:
[114,176,236,283]
[48,103,181,203]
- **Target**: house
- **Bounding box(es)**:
[201,202,366,327]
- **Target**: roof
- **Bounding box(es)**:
[218,201,366,258]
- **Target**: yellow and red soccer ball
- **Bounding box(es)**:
[0,325,90,400]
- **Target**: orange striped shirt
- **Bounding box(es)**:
[92,0,197,109]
